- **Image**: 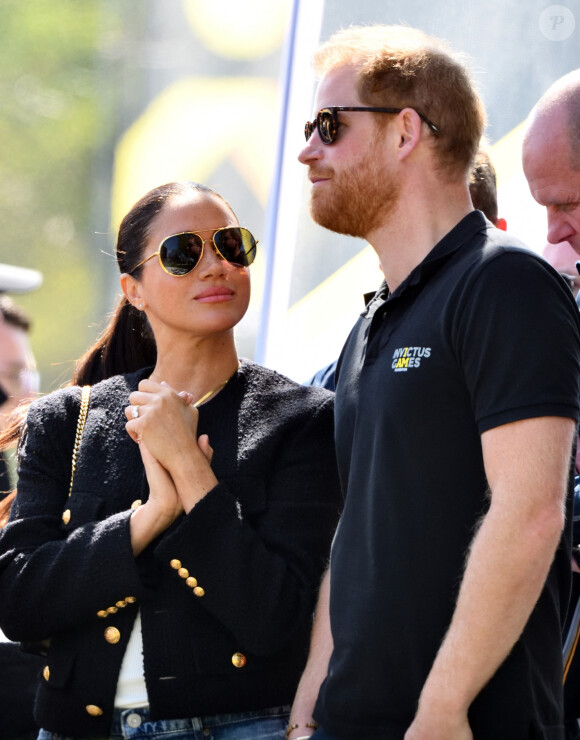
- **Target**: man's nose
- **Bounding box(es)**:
[547,209,575,246]
[298,132,323,164]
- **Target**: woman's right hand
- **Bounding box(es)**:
[129,442,183,556]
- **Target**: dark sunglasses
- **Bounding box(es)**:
[304,106,440,145]
[131,227,257,276]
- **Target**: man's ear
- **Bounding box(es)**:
[495,217,507,231]
[397,108,425,161]
[120,273,144,309]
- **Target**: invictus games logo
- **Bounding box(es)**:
[392,346,431,372]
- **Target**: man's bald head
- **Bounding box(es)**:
[526,69,580,168]
[523,69,580,251]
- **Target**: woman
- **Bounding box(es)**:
[0,182,341,740]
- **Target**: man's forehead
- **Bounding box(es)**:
[315,65,361,108]
[523,121,573,185]
[524,103,570,166]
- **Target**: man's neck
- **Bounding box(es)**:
[368,184,473,293]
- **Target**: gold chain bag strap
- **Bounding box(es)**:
[22,385,92,658]
[62,385,91,525]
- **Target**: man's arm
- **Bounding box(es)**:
[405,415,575,740]
[288,569,333,740]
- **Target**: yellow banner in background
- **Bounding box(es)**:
[111,77,278,229]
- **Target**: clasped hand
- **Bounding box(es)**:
[125,379,216,521]
[125,379,211,466]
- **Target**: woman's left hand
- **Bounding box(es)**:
[125,379,200,463]
[125,379,218,511]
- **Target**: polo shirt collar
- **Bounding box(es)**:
[363,210,488,318]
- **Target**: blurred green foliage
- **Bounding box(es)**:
[0,0,128,391]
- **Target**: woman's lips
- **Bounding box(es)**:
[194,286,235,303]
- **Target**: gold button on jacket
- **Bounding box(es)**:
[62,509,71,525]
[43,665,50,681]
[85,704,103,717]
[231,652,246,668]
[104,626,121,644]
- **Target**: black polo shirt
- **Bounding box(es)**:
[314,211,580,739]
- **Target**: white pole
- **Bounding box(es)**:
[255,0,325,368]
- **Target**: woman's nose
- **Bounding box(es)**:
[197,241,228,277]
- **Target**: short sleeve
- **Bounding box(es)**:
[452,250,580,434]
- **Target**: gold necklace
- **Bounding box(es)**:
[192,361,240,408]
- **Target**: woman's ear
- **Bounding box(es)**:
[120,273,144,310]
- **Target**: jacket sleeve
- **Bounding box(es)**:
[0,391,147,641]
[154,394,342,656]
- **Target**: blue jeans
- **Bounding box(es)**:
[38,705,290,740]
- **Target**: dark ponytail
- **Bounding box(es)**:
[72,298,156,386]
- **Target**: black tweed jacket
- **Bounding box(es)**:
[0,360,342,737]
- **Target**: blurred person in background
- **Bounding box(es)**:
[0,273,42,740]
[523,69,580,254]
[468,147,506,231]
[0,296,39,496]
[524,69,580,740]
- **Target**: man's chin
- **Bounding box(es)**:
[309,203,362,238]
